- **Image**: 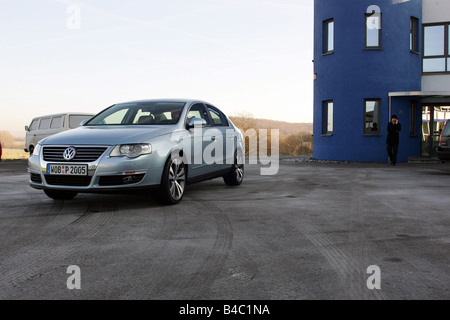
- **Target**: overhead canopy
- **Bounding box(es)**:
[388,91,450,104]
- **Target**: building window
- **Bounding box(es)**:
[322,100,333,135]
[423,23,449,73]
[365,13,382,49]
[364,99,381,135]
[410,101,417,136]
[410,17,419,53]
[323,19,334,54]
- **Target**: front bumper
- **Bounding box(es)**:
[28,145,163,191]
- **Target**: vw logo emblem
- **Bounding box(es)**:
[63,147,76,161]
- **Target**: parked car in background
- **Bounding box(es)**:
[437,120,450,162]
[25,113,94,154]
[28,99,244,205]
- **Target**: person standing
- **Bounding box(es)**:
[386,115,401,166]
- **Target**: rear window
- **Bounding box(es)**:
[50,116,64,129]
[29,119,39,131]
[443,121,450,136]
[69,115,92,128]
[38,118,51,130]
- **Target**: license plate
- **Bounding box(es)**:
[46,164,88,176]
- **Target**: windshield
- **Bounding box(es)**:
[86,102,186,126]
[443,121,450,136]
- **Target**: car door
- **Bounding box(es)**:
[205,104,234,171]
[184,103,216,177]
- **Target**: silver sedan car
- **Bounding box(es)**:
[28,99,244,204]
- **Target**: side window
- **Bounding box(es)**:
[38,118,51,130]
[29,120,39,131]
[207,105,228,126]
[443,121,450,136]
[69,115,93,128]
[187,103,210,125]
[322,100,333,135]
[323,19,334,54]
[365,12,382,49]
[50,116,63,129]
[410,17,419,53]
[423,24,448,73]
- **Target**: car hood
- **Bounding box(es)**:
[40,126,177,145]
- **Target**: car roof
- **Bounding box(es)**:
[116,99,208,105]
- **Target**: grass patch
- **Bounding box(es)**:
[2,148,29,160]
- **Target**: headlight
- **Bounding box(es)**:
[33,144,42,157]
[110,144,152,158]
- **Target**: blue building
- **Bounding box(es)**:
[314,0,450,162]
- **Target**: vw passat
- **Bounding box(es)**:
[28,100,245,204]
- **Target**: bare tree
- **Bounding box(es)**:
[280,132,313,156]
[230,114,313,156]
[229,112,257,133]
[230,112,258,156]
[0,131,16,149]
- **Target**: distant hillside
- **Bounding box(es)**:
[229,117,313,137]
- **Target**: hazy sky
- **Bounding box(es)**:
[0,0,314,135]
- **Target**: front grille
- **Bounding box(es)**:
[44,175,92,187]
[98,174,145,186]
[43,147,108,162]
[30,173,42,183]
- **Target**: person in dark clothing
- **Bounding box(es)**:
[386,115,401,165]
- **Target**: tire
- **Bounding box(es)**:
[158,156,186,205]
[44,189,78,200]
[223,151,244,186]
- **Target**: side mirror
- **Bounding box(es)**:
[187,118,207,129]
[80,120,89,126]
[25,125,29,131]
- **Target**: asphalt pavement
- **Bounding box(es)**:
[0,159,449,300]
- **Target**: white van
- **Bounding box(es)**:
[25,113,94,154]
